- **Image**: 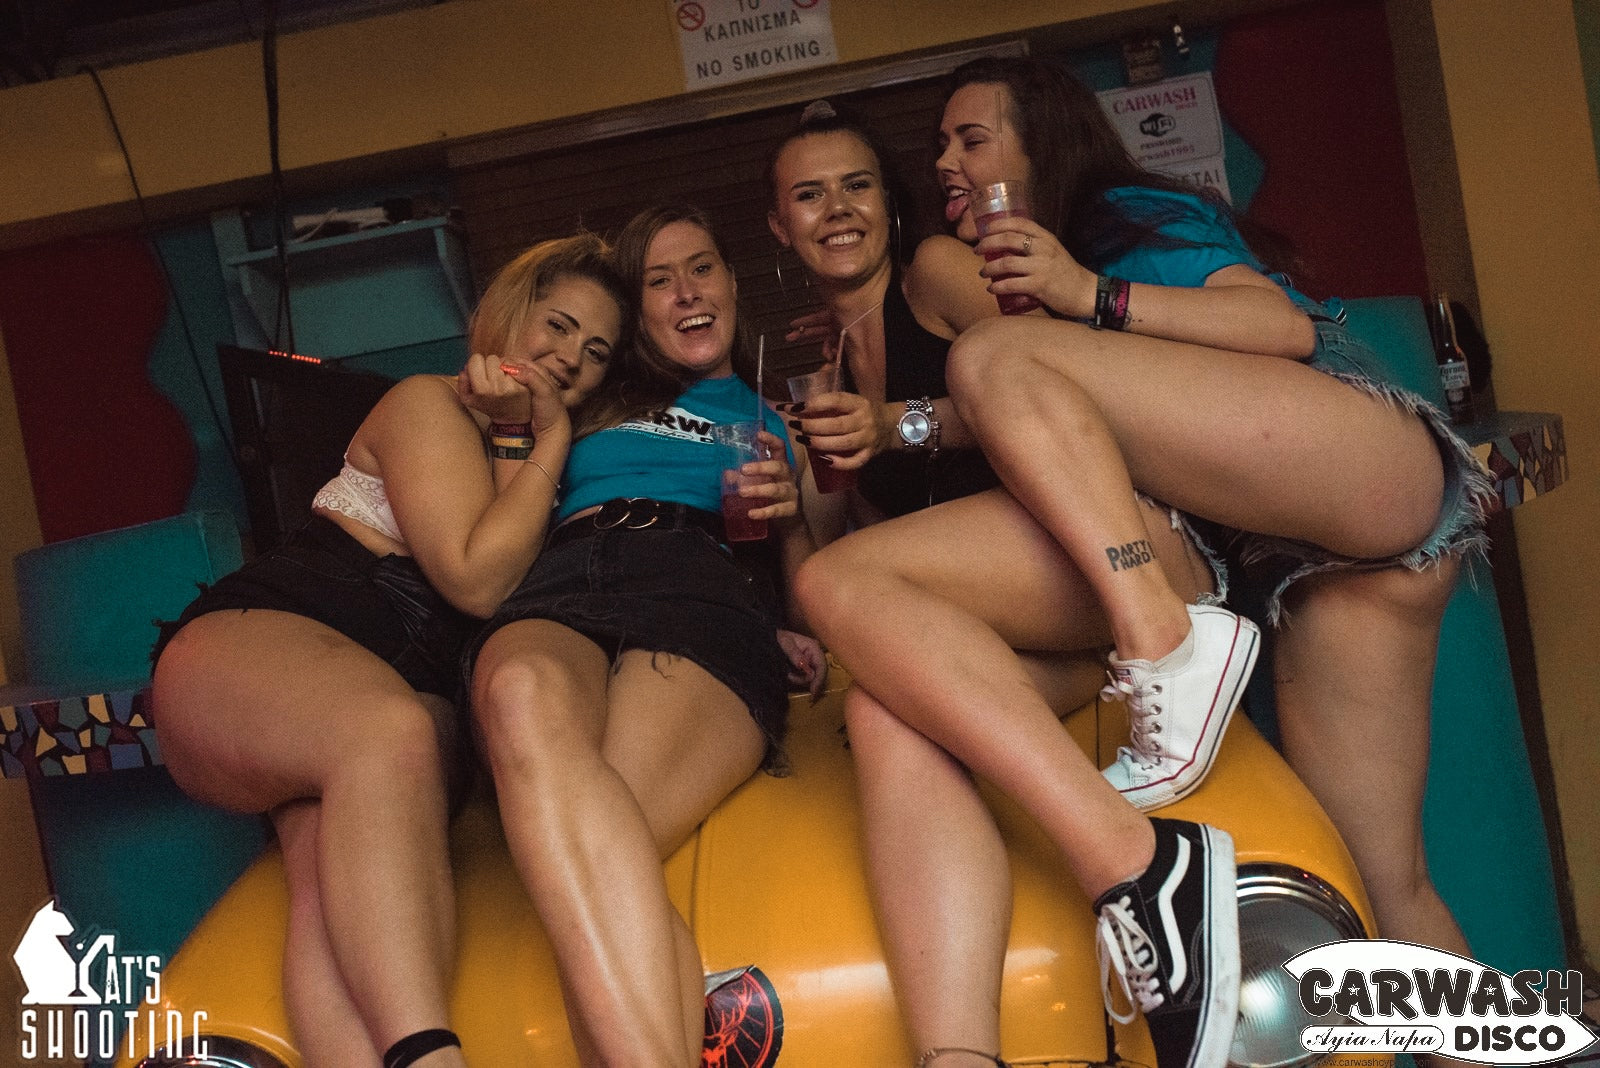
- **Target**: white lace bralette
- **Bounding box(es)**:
[312,459,404,545]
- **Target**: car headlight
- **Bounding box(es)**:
[135,1034,289,1068]
[1231,863,1368,1068]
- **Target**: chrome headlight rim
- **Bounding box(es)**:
[1232,861,1368,1068]
[134,1033,290,1068]
[1237,861,1369,941]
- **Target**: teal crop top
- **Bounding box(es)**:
[556,374,792,522]
[1098,186,1324,318]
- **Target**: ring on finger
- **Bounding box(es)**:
[1022,235,1033,254]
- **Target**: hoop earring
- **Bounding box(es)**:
[775,248,810,295]
[891,203,904,265]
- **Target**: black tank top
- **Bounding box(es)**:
[846,275,1000,518]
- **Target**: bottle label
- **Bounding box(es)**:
[1439,360,1470,390]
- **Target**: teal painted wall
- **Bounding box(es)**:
[145,179,469,538]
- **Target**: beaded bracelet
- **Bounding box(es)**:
[1093,274,1131,331]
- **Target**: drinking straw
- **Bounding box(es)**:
[833,300,884,392]
[997,84,1008,182]
[755,333,765,429]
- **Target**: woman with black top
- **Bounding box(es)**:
[766,103,1233,1068]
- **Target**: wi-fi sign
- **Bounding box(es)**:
[1139,112,1177,137]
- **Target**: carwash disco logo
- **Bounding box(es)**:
[1284,940,1596,1064]
[11,900,208,1062]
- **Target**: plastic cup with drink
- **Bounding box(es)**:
[785,367,857,494]
[713,421,771,542]
[973,180,1043,316]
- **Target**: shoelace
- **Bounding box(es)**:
[1097,896,1165,1023]
[1101,670,1166,768]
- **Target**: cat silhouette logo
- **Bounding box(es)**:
[11,900,114,1005]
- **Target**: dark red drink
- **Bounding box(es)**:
[809,456,855,494]
[787,367,858,494]
[974,182,1042,316]
[721,473,768,542]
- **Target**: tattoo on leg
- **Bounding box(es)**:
[1104,539,1155,572]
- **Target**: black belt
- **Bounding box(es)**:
[548,497,726,549]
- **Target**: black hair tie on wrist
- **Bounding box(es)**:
[383,1028,461,1068]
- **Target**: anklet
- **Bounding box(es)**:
[915,1047,1010,1067]
[383,1028,461,1068]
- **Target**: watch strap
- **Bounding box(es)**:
[899,397,940,455]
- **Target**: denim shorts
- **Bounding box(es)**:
[1210,314,1494,624]
[465,526,792,772]
[153,515,474,699]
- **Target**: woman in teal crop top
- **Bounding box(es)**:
[467,205,819,1068]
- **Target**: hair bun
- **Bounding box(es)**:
[800,99,837,123]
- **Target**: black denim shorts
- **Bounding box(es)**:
[465,526,792,771]
[153,515,473,700]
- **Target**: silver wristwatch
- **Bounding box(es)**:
[897,397,940,454]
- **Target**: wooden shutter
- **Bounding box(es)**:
[451,76,963,387]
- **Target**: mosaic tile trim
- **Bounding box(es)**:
[0,686,159,780]
[1466,412,1567,514]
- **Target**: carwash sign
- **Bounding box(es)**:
[1284,940,1596,1064]
[1096,72,1230,201]
[671,0,837,91]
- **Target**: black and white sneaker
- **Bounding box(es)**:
[1095,819,1239,1068]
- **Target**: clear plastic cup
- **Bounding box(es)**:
[973,181,1043,316]
[786,367,857,494]
[712,422,770,542]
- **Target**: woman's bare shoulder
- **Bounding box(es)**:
[349,374,477,469]
[905,236,993,335]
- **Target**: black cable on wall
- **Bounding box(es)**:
[83,64,238,464]
[262,0,296,353]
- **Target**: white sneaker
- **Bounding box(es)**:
[1101,604,1260,811]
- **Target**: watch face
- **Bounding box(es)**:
[899,411,931,445]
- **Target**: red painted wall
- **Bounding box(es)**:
[0,235,196,542]
[1216,0,1429,300]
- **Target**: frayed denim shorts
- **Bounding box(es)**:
[465,526,792,772]
[1207,314,1494,624]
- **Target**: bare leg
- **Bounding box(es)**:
[602,651,768,1060]
[797,489,1208,904]
[275,801,382,1068]
[850,681,1012,1056]
[473,622,763,1068]
[152,610,464,1065]
[946,316,1446,616]
[1275,560,1470,953]
[829,496,1196,1057]
[799,491,1233,1067]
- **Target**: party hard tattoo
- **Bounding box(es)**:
[1105,539,1154,572]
